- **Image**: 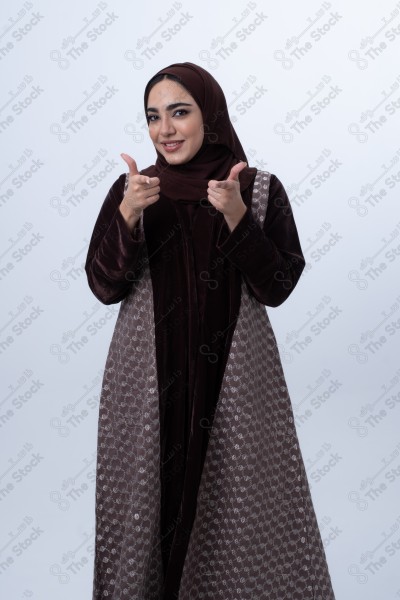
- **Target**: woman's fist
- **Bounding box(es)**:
[207,161,248,231]
[121,152,160,215]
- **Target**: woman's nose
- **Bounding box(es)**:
[160,115,176,136]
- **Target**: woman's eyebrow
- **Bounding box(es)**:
[146,102,193,113]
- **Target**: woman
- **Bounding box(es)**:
[85,62,336,599]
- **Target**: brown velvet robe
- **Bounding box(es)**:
[85,169,336,599]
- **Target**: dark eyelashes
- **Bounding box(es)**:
[146,109,189,122]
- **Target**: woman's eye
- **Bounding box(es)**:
[146,110,188,122]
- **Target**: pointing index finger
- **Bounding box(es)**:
[137,175,159,187]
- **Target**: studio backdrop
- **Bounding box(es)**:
[1,0,399,598]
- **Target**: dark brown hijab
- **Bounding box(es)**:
[141,62,257,201]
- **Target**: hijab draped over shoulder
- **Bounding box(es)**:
[141,62,257,201]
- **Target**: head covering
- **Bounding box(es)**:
[141,62,257,201]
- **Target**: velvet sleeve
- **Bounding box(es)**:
[85,173,146,305]
[215,173,305,308]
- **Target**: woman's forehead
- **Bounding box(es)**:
[147,79,198,109]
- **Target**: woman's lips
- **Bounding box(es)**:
[161,141,184,152]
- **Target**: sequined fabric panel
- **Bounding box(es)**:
[92,239,163,599]
[178,172,335,599]
[92,171,336,599]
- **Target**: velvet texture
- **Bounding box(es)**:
[85,170,305,597]
[86,54,306,600]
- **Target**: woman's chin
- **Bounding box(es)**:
[163,153,190,165]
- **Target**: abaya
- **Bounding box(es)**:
[85,62,336,599]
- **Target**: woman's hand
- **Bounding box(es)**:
[119,153,161,231]
[207,161,248,232]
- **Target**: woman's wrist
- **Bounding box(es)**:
[224,203,247,232]
[119,197,143,231]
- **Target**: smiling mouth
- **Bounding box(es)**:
[160,140,185,153]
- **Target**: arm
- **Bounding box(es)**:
[85,174,146,305]
[215,173,305,307]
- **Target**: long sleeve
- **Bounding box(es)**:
[215,173,305,307]
[85,174,146,305]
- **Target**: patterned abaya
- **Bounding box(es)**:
[85,62,336,599]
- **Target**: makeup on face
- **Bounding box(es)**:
[146,80,204,165]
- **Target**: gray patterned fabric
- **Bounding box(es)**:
[92,170,336,599]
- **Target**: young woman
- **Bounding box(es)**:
[85,61,336,599]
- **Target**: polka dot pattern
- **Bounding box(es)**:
[178,172,335,599]
[92,245,164,598]
[92,171,335,599]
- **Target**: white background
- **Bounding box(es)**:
[1,0,400,598]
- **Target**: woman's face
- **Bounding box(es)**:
[146,79,204,165]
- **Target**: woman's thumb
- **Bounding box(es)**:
[227,161,247,181]
[121,153,139,176]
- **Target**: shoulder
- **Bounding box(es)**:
[93,173,127,217]
[253,170,281,187]
[252,171,292,220]
[106,172,128,202]
[251,170,283,196]
[255,170,290,198]
[107,172,127,192]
